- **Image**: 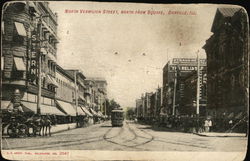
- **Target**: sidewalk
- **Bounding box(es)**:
[194,132,247,137]
[50,123,77,134]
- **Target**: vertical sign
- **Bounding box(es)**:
[29,30,39,84]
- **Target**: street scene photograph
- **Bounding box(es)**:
[0,1,249,160]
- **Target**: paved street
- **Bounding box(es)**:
[2,121,247,151]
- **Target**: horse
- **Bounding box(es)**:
[24,114,43,137]
[41,115,52,136]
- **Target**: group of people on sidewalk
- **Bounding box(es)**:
[137,114,248,134]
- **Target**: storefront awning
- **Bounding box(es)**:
[46,75,58,87]
[55,100,76,116]
[97,111,104,118]
[89,108,98,116]
[80,106,93,117]
[77,106,86,116]
[1,101,34,113]
[14,22,27,36]
[22,101,65,116]
[14,57,26,71]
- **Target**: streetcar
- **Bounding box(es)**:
[111,108,124,127]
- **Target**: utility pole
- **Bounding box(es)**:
[172,66,177,116]
[36,18,42,115]
[196,50,200,116]
[74,70,78,115]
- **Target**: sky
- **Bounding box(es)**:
[49,2,218,107]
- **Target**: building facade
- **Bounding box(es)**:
[181,70,207,116]
[203,8,248,118]
[86,77,107,116]
[1,2,64,116]
[162,58,206,116]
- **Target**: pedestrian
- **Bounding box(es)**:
[229,119,233,130]
[208,119,212,132]
[204,119,209,132]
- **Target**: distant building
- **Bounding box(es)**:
[135,98,143,118]
[85,77,107,115]
[203,8,248,118]
[55,65,77,123]
[162,58,206,116]
[65,69,87,116]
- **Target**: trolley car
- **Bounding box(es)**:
[111,108,124,127]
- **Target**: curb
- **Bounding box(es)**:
[193,132,247,137]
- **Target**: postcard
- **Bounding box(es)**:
[1,1,248,160]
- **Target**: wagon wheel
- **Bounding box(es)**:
[35,126,42,136]
[17,124,28,138]
[7,125,17,138]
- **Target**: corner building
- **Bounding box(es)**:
[1,2,64,116]
[203,8,248,118]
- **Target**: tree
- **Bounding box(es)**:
[125,107,135,120]
[106,99,121,117]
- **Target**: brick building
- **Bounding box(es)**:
[203,8,248,118]
[162,58,206,116]
[1,2,64,116]
[181,70,207,116]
